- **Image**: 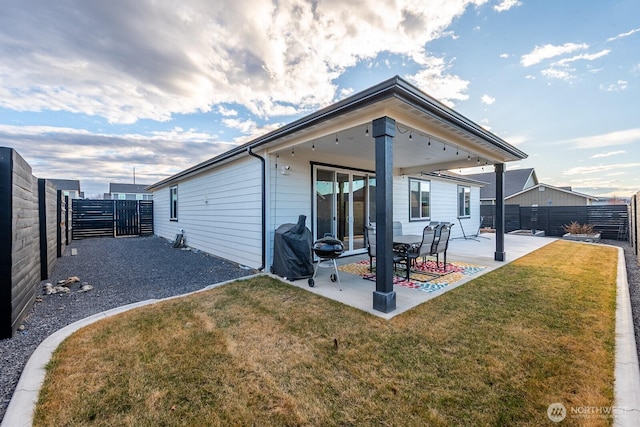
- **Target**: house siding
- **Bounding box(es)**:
[153,156,263,269]
[508,187,592,206]
[399,177,479,239]
[152,149,482,271]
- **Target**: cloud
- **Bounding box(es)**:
[493,0,522,12]
[541,68,573,80]
[561,128,640,149]
[0,0,487,124]
[591,150,626,159]
[407,55,473,107]
[218,106,238,117]
[481,94,495,105]
[563,163,640,176]
[599,80,628,92]
[499,53,509,59]
[555,49,610,67]
[520,43,588,67]
[0,124,233,197]
[606,28,640,42]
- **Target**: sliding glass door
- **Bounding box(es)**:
[314,166,373,255]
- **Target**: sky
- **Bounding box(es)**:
[0,0,638,199]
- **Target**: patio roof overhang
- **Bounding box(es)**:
[147,76,526,190]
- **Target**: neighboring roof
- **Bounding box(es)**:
[47,179,81,192]
[109,183,152,194]
[506,183,598,201]
[464,168,537,200]
[148,76,527,191]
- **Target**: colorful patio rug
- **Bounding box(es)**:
[338,259,486,293]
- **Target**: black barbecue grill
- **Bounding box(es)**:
[308,237,344,289]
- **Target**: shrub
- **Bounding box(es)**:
[563,221,595,235]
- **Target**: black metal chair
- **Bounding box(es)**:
[365,225,405,273]
[431,224,452,269]
[398,225,437,281]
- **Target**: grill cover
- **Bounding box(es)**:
[271,215,314,280]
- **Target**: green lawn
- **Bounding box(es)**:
[34,240,617,426]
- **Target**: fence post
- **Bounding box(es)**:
[38,179,48,279]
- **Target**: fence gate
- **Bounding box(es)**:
[73,200,153,239]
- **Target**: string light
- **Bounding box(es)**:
[409,132,412,141]
[428,137,431,147]
[291,147,295,157]
[312,141,315,151]
[365,126,369,136]
[467,154,471,161]
[443,143,446,151]
[456,148,459,155]
[335,134,339,145]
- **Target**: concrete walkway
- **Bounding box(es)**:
[2,235,639,426]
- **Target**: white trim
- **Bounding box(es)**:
[506,183,598,201]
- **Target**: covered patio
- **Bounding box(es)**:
[265,77,527,314]
[279,233,555,319]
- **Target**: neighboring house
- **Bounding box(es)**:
[47,179,83,199]
[105,183,153,200]
[506,183,597,206]
[147,76,527,313]
[465,168,538,205]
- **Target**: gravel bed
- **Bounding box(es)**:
[0,236,254,422]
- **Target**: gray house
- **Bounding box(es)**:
[47,179,83,199]
[105,183,153,200]
[465,168,537,205]
[506,183,597,206]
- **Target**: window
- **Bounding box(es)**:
[135,194,143,200]
[409,178,430,220]
[118,193,126,200]
[458,186,471,218]
[170,186,178,220]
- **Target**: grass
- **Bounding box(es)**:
[33,240,617,426]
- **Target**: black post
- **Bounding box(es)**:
[56,190,62,258]
[0,148,13,338]
[38,179,48,280]
[494,163,506,261]
[65,195,69,245]
[372,116,396,313]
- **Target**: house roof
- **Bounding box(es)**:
[148,76,528,191]
[109,183,152,194]
[464,168,537,200]
[47,179,81,192]
[506,183,598,201]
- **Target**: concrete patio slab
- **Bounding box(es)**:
[282,233,556,319]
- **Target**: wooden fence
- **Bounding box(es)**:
[0,147,68,338]
[72,199,153,239]
[481,204,629,240]
[631,192,639,265]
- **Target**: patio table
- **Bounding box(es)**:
[393,235,423,246]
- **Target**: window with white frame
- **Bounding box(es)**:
[118,193,126,200]
[409,178,430,220]
[169,186,178,220]
[458,185,471,218]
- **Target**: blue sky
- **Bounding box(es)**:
[0,0,638,198]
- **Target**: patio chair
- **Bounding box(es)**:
[365,225,405,273]
[398,225,437,281]
[431,223,452,269]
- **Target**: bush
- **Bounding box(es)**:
[563,221,595,235]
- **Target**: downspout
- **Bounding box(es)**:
[247,147,266,271]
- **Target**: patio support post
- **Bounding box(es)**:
[372,116,396,313]
[494,163,506,261]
